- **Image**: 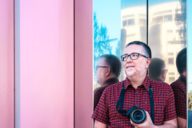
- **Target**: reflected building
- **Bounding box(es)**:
[121,1,186,83]
[121,6,146,44]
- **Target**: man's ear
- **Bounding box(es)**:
[146,58,151,68]
[105,68,111,77]
[160,71,166,82]
[182,70,187,77]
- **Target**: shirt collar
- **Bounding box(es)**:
[124,76,150,91]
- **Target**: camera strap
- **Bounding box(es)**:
[116,82,155,123]
[149,86,154,123]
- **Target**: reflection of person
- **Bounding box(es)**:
[171,48,186,128]
[92,41,177,128]
[148,58,167,82]
[94,54,121,110]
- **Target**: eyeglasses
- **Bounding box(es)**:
[121,52,148,61]
[96,65,109,70]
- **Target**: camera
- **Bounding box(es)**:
[128,106,146,124]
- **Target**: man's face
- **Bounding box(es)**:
[96,58,110,85]
[122,44,150,78]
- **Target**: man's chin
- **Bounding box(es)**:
[125,72,135,77]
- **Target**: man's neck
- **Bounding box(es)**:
[128,74,146,89]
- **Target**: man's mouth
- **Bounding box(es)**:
[126,65,134,69]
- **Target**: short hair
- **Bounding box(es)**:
[125,41,152,58]
[100,54,121,77]
[149,58,165,80]
[176,48,186,74]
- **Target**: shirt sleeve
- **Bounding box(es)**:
[164,86,177,121]
[92,88,109,124]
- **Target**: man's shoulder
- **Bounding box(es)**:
[102,80,123,93]
[150,79,169,87]
[94,86,105,95]
[150,79,172,92]
[170,78,184,89]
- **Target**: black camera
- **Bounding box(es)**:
[116,83,154,124]
[128,106,146,124]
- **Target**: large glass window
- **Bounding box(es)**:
[93,0,187,126]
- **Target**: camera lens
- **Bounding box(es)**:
[130,109,146,124]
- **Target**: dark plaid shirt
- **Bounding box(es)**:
[171,76,186,119]
[94,78,119,110]
[92,76,176,128]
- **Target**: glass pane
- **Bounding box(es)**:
[93,0,121,89]
[148,0,186,84]
[188,0,192,127]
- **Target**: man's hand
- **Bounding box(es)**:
[177,117,186,128]
[130,111,177,128]
[94,120,107,128]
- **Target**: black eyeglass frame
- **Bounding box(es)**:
[121,52,149,61]
[96,65,109,70]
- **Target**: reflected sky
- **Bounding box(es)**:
[93,0,120,40]
[121,0,177,8]
[121,0,146,8]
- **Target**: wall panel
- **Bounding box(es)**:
[0,0,14,127]
[17,0,74,127]
[75,0,93,127]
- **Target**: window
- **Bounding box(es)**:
[127,19,135,26]
[168,72,175,75]
[168,58,174,64]
[169,77,175,83]
[164,15,172,22]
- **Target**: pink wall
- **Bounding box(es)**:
[19,0,74,127]
[1,0,93,127]
[0,0,14,127]
[75,0,93,128]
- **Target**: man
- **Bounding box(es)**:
[93,41,177,128]
[94,54,121,109]
[171,48,186,128]
[148,58,167,82]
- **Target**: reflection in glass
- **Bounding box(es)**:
[148,0,186,84]
[93,0,121,89]
[188,0,192,127]
[121,0,147,46]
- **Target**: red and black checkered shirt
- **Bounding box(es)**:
[171,76,186,119]
[92,76,176,127]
